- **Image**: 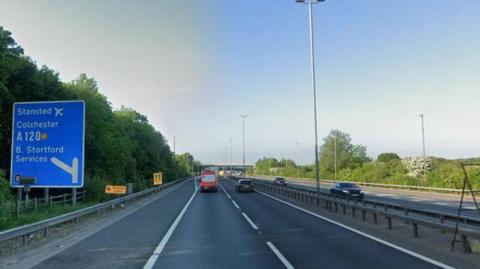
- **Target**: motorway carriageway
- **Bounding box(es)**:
[257,178,480,220]
[27,179,453,269]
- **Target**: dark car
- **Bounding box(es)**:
[272,177,287,186]
[236,179,254,192]
[330,182,364,199]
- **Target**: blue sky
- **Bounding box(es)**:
[1,0,479,164]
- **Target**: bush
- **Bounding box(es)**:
[377,153,401,163]
[133,178,148,192]
[84,176,109,202]
[0,170,15,229]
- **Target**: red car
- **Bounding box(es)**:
[199,170,219,192]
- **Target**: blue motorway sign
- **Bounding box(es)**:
[10,101,85,188]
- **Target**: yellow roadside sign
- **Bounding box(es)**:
[105,185,127,195]
[153,172,163,185]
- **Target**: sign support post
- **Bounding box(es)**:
[72,188,77,206]
[44,188,49,203]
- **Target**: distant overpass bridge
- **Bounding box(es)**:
[198,163,254,171]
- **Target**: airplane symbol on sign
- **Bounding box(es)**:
[54,107,64,117]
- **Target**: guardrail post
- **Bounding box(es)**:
[342,205,346,215]
[440,215,446,234]
[387,216,392,229]
[334,203,338,213]
[316,197,320,207]
[43,227,49,238]
[49,195,53,209]
[352,208,356,218]
[461,235,471,253]
[412,223,418,238]
[34,197,38,212]
[373,213,378,224]
[22,235,28,245]
[63,193,67,207]
[362,210,366,221]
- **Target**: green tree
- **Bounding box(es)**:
[175,152,199,176]
[0,169,14,228]
[0,27,196,208]
[319,130,370,178]
[255,157,280,175]
[377,153,401,162]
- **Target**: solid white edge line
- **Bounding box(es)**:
[255,190,455,269]
[143,180,198,269]
[242,212,259,230]
[266,241,295,269]
[232,200,240,209]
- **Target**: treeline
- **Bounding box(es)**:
[254,130,480,189]
[0,27,196,225]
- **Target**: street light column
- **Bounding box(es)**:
[229,137,233,175]
[296,142,300,177]
[240,115,248,178]
[298,0,322,193]
[334,134,337,181]
[419,114,427,185]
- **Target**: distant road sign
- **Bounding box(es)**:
[10,101,85,188]
[105,185,127,195]
[153,172,163,185]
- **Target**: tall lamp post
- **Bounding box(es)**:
[229,137,233,175]
[295,0,324,193]
[296,142,300,177]
[419,114,427,185]
[173,135,176,155]
[240,115,248,178]
[334,134,337,181]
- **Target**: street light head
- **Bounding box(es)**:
[295,0,325,3]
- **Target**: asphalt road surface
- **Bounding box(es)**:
[253,177,479,220]
[25,179,454,269]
